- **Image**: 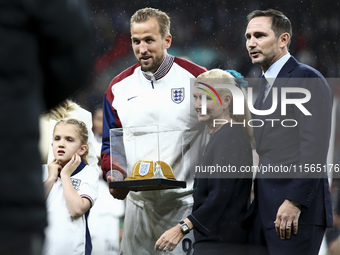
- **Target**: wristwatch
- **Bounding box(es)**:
[179,220,190,234]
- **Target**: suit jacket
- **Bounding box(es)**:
[253,56,333,229]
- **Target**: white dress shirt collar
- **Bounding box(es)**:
[263,52,291,86]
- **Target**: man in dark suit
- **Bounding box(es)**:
[244,9,333,255]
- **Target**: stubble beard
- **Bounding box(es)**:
[139,53,165,73]
[254,50,279,72]
[252,55,271,72]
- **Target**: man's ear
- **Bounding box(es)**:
[279,32,290,48]
[164,34,172,49]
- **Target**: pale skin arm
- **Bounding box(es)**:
[44,159,61,198]
[60,154,92,218]
[274,199,301,239]
[154,218,193,252]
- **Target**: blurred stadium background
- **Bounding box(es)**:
[78,0,340,164]
[74,1,340,252]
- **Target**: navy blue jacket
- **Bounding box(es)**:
[253,56,333,229]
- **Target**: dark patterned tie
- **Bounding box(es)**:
[256,75,268,109]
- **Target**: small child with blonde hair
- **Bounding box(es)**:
[43,118,98,255]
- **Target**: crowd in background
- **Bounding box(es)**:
[79,0,339,101]
[72,1,340,252]
[79,0,340,153]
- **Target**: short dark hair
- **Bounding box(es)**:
[247,9,292,47]
[131,7,170,39]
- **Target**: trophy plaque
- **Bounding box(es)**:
[109,125,186,191]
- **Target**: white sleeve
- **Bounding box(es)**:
[77,166,99,207]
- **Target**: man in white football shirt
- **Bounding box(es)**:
[101,7,208,255]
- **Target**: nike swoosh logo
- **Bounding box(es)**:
[127,96,138,101]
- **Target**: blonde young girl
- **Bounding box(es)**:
[39,99,98,168]
[43,119,98,255]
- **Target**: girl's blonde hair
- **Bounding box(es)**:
[54,118,89,164]
[48,99,78,120]
[195,69,255,148]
